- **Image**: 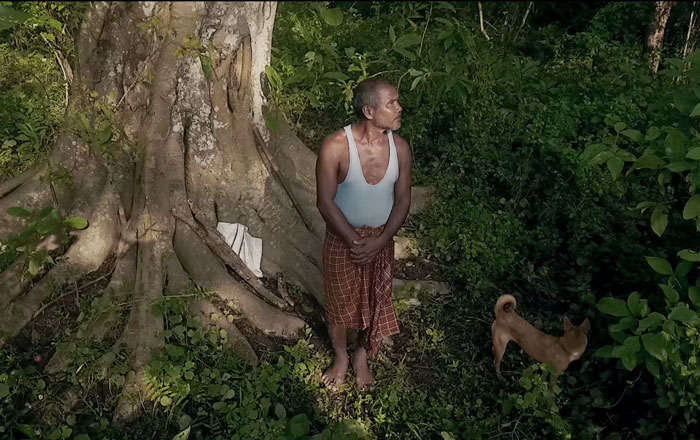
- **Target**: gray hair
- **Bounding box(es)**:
[352,77,394,120]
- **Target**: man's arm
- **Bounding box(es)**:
[316,133,362,246]
[351,135,412,264]
[379,135,412,243]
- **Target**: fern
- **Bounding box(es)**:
[144,370,188,411]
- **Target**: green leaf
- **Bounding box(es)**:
[288,413,310,439]
[634,154,666,170]
[613,122,627,133]
[322,71,349,82]
[394,33,422,49]
[634,201,656,214]
[275,403,287,419]
[691,103,700,117]
[627,292,643,317]
[199,54,213,79]
[17,424,37,438]
[593,345,614,358]
[36,217,60,235]
[265,114,280,132]
[389,25,396,44]
[0,5,32,31]
[393,47,416,60]
[623,335,641,353]
[667,160,694,172]
[28,258,41,276]
[621,351,637,371]
[645,357,660,378]
[264,65,282,90]
[641,333,666,361]
[651,205,669,237]
[319,6,343,26]
[172,426,191,440]
[590,150,614,166]
[581,143,606,162]
[8,206,31,218]
[637,312,666,332]
[64,216,88,230]
[678,249,700,262]
[607,156,624,179]
[160,395,173,406]
[675,259,693,277]
[618,150,636,162]
[597,297,629,317]
[646,126,661,141]
[79,113,91,132]
[621,129,644,143]
[660,284,679,304]
[674,89,699,115]
[689,286,700,307]
[687,147,700,160]
[610,317,637,332]
[668,305,700,324]
[683,195,700,219]
[410,75,423,91]
[658,170,672,187]
[646,257,673,275]
[0,383,9,398]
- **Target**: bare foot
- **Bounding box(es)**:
[352,347,375,391]
[322,355,349,391]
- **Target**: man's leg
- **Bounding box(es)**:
[322,324,349,390]
[352,329,375,391]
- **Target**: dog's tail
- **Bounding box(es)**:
[494,294,517,319]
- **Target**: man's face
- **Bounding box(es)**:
[365,85,402,131]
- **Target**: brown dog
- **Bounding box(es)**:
[491,294,590,379]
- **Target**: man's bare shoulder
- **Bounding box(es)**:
[392,133,412,159]
[320,128,348,154]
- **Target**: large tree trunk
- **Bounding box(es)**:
[648,1,675,74]
[0,1,324,425]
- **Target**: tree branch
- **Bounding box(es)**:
[478,2,491,41]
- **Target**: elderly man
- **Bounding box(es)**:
[315,77,412,391]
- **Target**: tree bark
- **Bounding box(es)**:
[683,1,699,59]
[648,1,675,74]
[0,1,323,425]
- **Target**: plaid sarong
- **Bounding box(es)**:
[324,225,400,358]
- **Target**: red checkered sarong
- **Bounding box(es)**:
[324,225,400,358]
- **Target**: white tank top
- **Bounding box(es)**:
[333,125,399,227]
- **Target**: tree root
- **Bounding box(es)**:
[0,163,47,198]
[189,300,259,365]
[0,190,119,347]
[174,207,287,309]
[46,246,137,374]
[0,178,52,238]
[0,258,31,311]
[174,220,306,338]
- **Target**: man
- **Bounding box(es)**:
[315,77,412,391]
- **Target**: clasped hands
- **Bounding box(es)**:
[349,235,389,265]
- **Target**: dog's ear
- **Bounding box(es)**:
[580,318,591,333]
[563,316,573,331]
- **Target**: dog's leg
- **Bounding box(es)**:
[492,329,509,381]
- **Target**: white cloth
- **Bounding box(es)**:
[216,222,263,278]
